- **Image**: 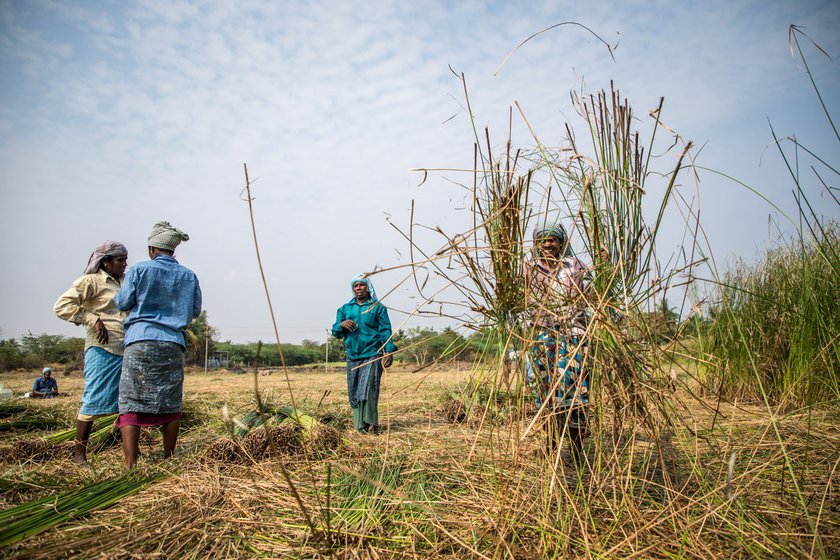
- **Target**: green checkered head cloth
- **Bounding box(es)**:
[148,221,189,251]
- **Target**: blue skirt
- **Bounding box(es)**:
[79,346,122,416]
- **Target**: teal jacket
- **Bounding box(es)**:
[332,299,398,360]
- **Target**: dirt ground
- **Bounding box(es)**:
[1,362,474,423]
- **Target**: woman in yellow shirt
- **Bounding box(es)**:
[54,241,128,464]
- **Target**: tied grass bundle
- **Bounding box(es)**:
[435,130,531,332]
[209,406,340,463]
[238,424,305,459]
[473,135,531,325]
[205,437,238,462]
[43,413,117,445]
[548,86,694,434]
[8,414,118,462]
[0,472,165,546]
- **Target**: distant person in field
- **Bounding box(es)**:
[331,275,397,433]
[30,367,59,398]
[525,222,590,466]
[54,241,128,464]
[114,221,201,469]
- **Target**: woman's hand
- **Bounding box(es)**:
[340,320,357,332]
[382,352,393,368]
[94,318,109,344]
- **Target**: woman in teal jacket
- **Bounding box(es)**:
[332,275,397,432]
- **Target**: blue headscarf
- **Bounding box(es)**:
[349,274,378,303]
[533,222,574,258]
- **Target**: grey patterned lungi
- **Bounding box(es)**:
[119,340,185,414]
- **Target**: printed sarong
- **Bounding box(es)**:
[346,356,382,431]
[119,340,185,415]
[79,346,122,416]
[528,330,589,429]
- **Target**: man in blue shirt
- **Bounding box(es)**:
[114,221,202,469]
[31,367,58,398]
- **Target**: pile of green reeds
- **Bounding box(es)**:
[0,404,69,432]
[0,401,29,419]
[0,417,65,432]
[43,413,117,445]
[0,472,165,547]
[331,454,402,530]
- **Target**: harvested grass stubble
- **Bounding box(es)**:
[3,373,837,558]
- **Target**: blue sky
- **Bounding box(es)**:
[1,0,838,344]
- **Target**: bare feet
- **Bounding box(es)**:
[72,443,88,465]
[73,419,93,465]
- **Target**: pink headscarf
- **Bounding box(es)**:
[84,241,128,274]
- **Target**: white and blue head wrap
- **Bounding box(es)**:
[349,274,378,303]
[533,222,574,258]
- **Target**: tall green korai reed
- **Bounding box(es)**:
[702,225,840,407]
[697,26,839,409]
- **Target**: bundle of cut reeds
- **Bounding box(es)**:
[0,472,165,547]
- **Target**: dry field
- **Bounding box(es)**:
[1,365,838,559]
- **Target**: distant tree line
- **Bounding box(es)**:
[0,333,85,371]
[0,321,503,371]
[0,305,709,373]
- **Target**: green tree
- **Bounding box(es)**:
[20,332,65,362]
[53,337,85,367]
[185,311,220,365]
[326,335,345,361]
[0,339,33,371]
[397,327,467,366]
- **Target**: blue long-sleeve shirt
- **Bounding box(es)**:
[332,299,397,360]
[32,377,58,393]
[114,255,202,348]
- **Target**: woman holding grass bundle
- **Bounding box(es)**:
[54,241,128,464]
[332,275,397,433]
[525,223,590,466]
[114,221,201,469]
